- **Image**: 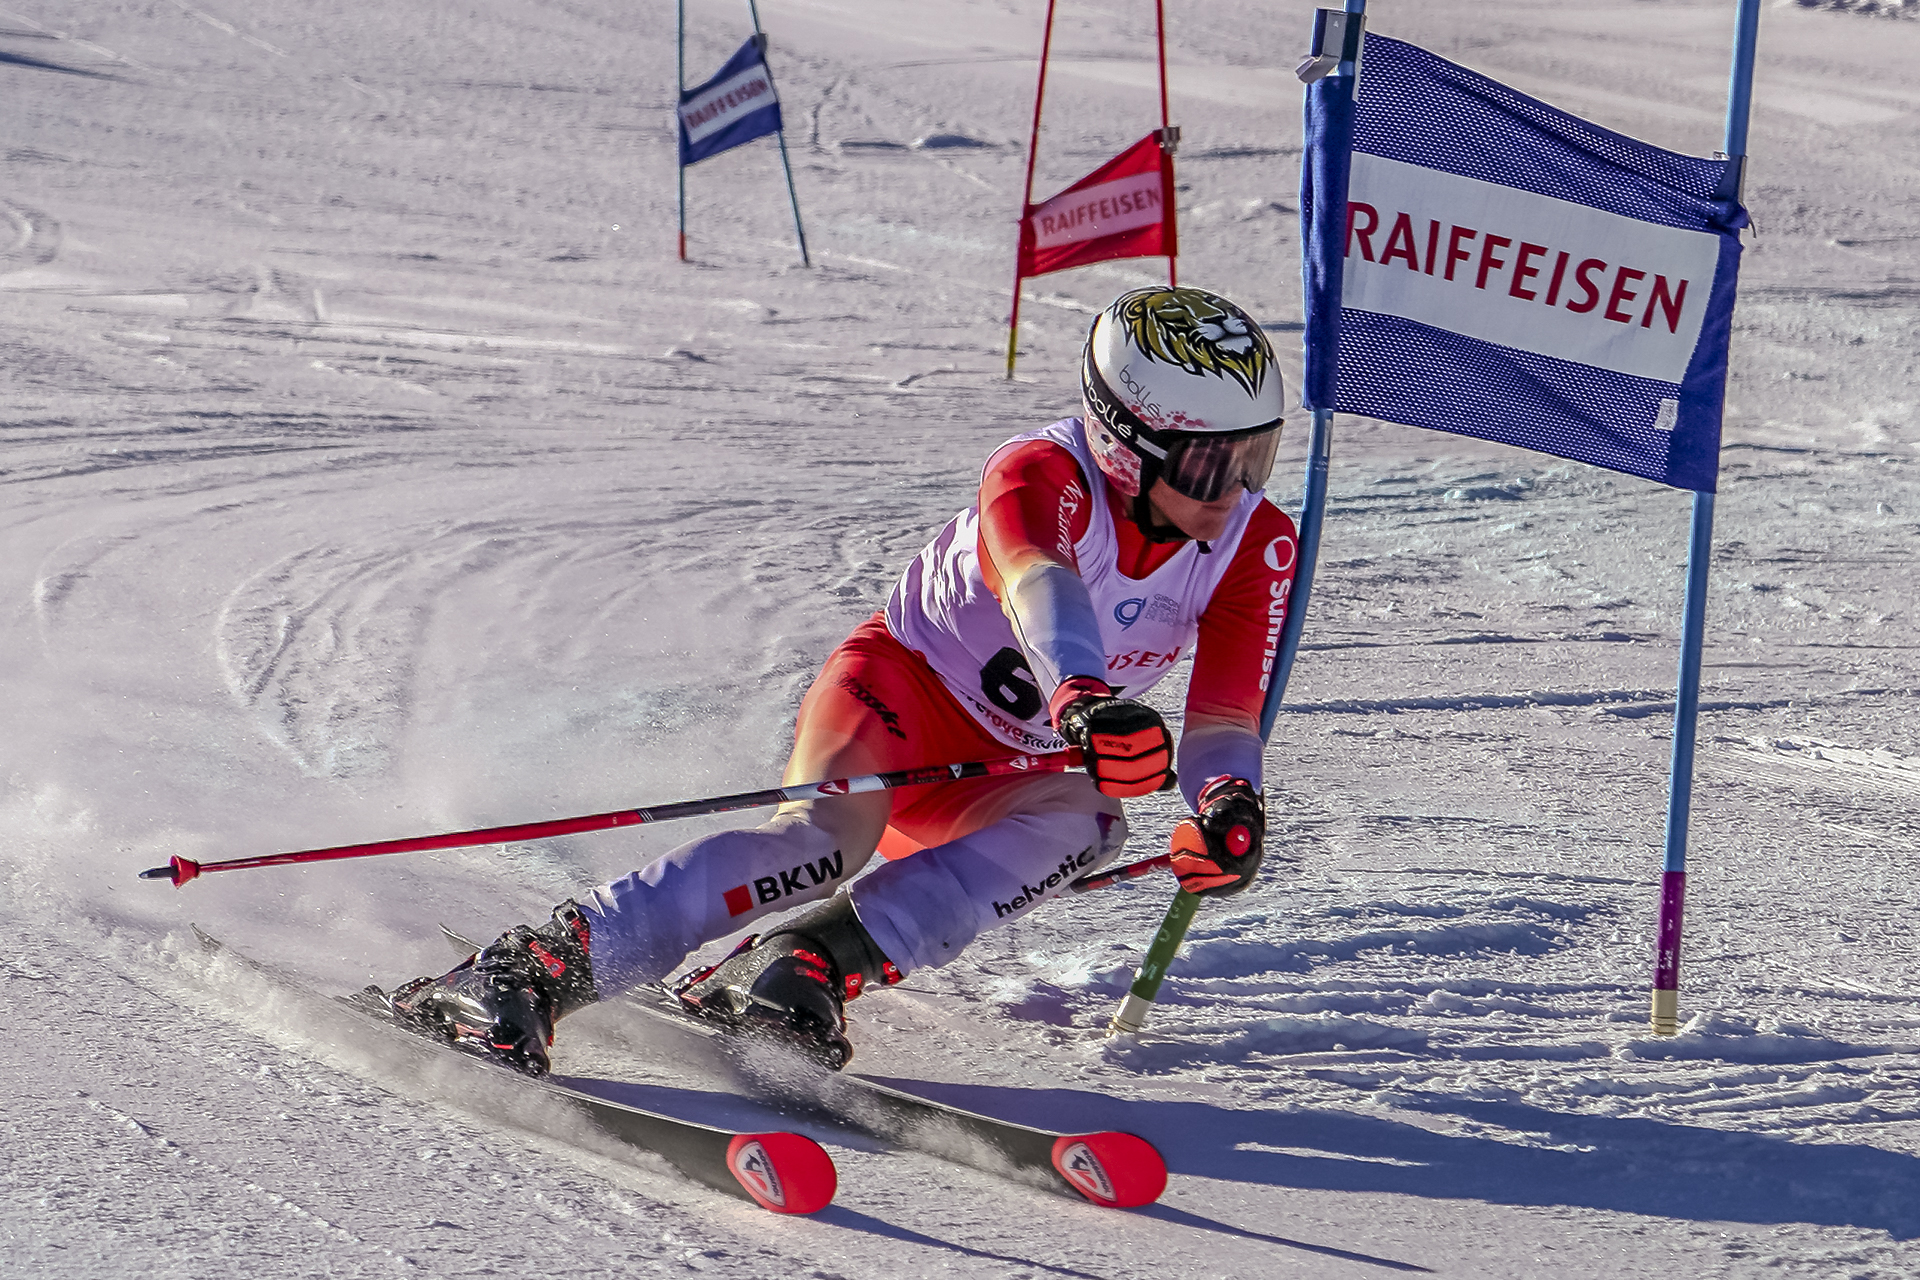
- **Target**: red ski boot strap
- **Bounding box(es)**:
[840,960,902,1003]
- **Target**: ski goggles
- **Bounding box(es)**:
[1084,355,1284,502]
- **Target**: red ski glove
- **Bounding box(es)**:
[1168,776,1266,897]
[1050,677,1176,799]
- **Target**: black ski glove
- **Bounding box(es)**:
[1050,676,1176,798]
[1168,776,1265,897]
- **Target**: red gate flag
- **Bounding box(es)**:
[1018,132,1177,279]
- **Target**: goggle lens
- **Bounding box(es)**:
[1162,425,1282,502]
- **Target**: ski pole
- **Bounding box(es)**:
[1070,852,1171,894]
[1101,399,1333,1036]
[1104,393,1331,1039]
[139,750,1081,888]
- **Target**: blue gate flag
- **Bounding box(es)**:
[678,35,783,167]
[1302,36,1749,493]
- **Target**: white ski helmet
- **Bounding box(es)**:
[1080,287,1285,533]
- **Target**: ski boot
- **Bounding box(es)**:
[673,894,901,1071]
[388,903,597,1077]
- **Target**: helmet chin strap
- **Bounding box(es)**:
[1125,461,1186,545]
[1134,492,1190,544]
[1129,484,1209,551]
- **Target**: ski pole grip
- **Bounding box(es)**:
[137,856,202,887]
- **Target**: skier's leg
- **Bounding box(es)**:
[847,770,1129,974]
[391,740,890,1076]
[574,613,990,995]
[388,614,1009,1073]
[672,770,1125,1066]
[572,798,883,996]
[571,681,899,995]
[663,620,1055,1065]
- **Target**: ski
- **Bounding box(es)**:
[190,927,836,1214]
[441,924,1167,1208]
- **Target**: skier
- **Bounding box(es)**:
[390,286,1300,1074]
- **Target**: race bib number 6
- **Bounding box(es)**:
[979,646,1044,721]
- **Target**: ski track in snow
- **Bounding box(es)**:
[3,0,1920,1275]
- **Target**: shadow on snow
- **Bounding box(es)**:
[0,49,119,79]
[860,1077,1920,1240]
[565,1075,1432,1270]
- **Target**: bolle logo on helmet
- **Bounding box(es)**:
[1263,535,1297,573]
[1054,1141,1117,1204]
[1083,369,1138,446]
[728,1140,786,1207]
[1116,363,1173,427]
[1113,288,1273,397]
[1114,597,1146,628]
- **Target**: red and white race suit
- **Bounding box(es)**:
[573,418,1299,990]
[887,418,1258,755]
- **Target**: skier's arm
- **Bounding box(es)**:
[1180,500,1299,809]
[978,440,1174,795]
[1162,501,1297,891]
[975,438,1106,697]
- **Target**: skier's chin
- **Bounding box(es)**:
[1146,483,1237,543]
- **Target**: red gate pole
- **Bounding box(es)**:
[1155,0,1177,287]
[1007,0,1059,379]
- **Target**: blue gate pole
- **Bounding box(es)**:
[745,0,810,267]
[1261,409,1331,740]
[676,0,687,261]
[1651,0,1762,1035]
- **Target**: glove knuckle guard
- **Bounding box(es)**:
[1062,694,1174,798]
[1088,729,1160,758]
[1171,777,1267,897]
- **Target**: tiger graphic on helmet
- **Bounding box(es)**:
[1111,288,1274,398]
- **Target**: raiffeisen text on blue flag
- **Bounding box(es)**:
[1303,37,1748,493]
[679,37,782,167]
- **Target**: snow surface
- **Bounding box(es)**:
[4,0,1920,1274]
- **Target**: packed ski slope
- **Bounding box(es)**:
[4,0,1919,1274]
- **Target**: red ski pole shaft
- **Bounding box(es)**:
[140,750,1081,888]
[1070,853,1171,894]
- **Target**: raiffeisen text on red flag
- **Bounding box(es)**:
[1019,133,1176,279]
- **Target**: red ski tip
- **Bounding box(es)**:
[1050,1132,1167,1208]
[725,1132,836,1214]
[138,856,202,887]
